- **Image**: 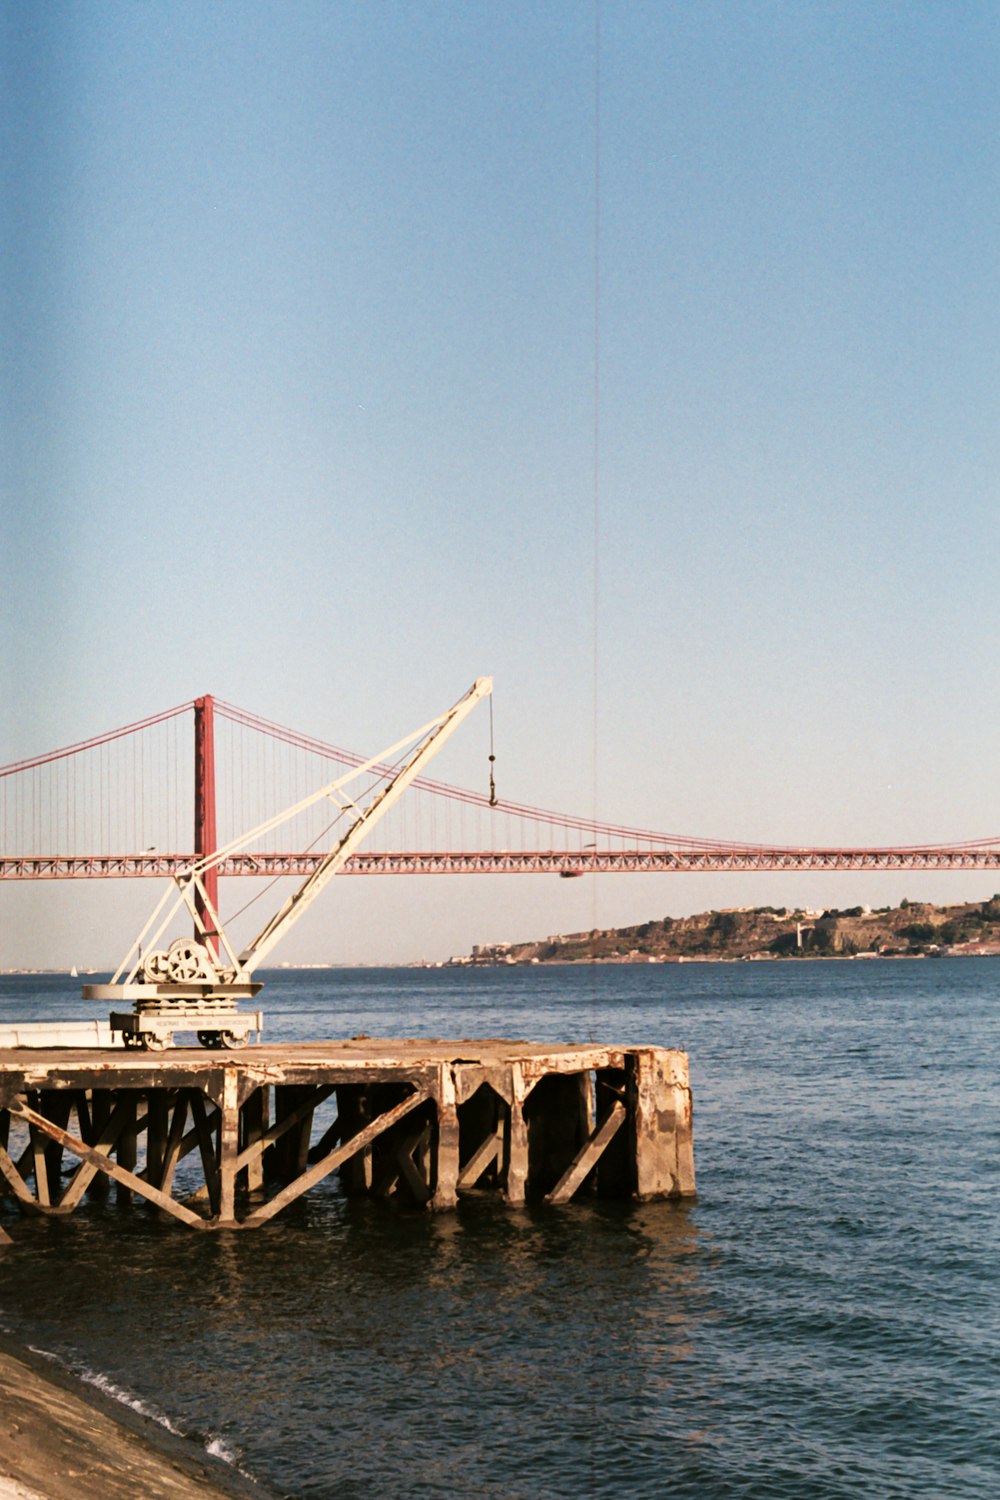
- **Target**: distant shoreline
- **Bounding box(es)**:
[442,950,998,967]
[4,948,1000,977]
[452,896,1000,967]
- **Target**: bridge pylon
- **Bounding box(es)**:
[193,695,219,956]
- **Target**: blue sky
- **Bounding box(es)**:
[3,2,1000,967]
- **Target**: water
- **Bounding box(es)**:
[1,961,997,1498]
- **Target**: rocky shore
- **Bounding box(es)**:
[0,1338,276,1500]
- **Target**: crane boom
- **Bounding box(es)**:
[235,676,492,973]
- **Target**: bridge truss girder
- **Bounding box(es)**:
[3,847,1000,879]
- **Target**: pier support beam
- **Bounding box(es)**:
[628,1048,695,1200]
[503,1064,531,1207]
[240,1087,267,1198]
[431,1063,459,1212]
[217,1069,241,1225]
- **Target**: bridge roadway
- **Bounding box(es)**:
[3,846,1000,878]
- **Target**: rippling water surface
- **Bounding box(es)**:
[1,961,997,1498]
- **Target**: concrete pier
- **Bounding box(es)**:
[0,1040,695,1232]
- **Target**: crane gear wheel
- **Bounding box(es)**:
[141,950,172,983]
[165,938,213,982]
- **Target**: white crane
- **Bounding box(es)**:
[84,678,493,1049]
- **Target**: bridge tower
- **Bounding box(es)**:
[193,695,219,954]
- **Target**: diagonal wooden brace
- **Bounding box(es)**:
[457,1128,503,1190]
[188,1091,221,1214]
[235,1084,336,1173]
[60,1097,137,1209]
[157,1092,190,1197]
[0,1142,40,1212]
[7,1100,208,1230]
[241,1087,430,1228]
[393,1122,433,1205]
[544,1100,626,1205]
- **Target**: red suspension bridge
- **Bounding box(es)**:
[3,695,1000,887]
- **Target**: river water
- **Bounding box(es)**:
[0,961,997,1499]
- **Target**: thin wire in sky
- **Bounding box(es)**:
[589,0,602,1036]
[587,23,604,1499]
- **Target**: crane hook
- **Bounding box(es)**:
[488,698,498,807]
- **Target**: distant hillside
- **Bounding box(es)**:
[456,896,1000,965]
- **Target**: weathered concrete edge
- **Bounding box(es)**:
[0,1334,285,1500]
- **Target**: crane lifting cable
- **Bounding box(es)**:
[488,695,497,808]
[83,678,494,1050]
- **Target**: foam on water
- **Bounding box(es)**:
[25,1341,252,1471]
[73,1366,185,1435]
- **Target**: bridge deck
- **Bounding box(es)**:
[4,846,1000,878]
[0,1038,695,1239]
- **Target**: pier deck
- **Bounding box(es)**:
[0,1039,694,1234]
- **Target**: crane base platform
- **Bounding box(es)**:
[0,1038,695,1235]
[110,1009,264,1051]
[82,982,263,1003]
